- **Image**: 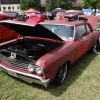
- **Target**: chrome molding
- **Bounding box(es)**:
[0,64,50,87]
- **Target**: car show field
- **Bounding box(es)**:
[0,53,100,100]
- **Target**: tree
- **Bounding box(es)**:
[82,0,100,15]
[45,0,77,11]
[20,0,41,10]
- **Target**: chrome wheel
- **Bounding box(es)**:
[53,62,67,85]
[58,63,67,83]
[93,42,100,54]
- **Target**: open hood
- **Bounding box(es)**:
[0,20,63,41]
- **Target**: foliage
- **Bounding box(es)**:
[20,0,41,10]
[82,0,100,14]
[45,0,77,11]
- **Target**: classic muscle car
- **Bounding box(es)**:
[0,15,100,87]
[26,13,46,24]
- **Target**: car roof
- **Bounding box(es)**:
[0,20,63,41]
[40,15,98,30]
[40,19,86,26]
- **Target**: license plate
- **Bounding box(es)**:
[8,70,17,77]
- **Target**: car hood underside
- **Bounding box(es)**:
[0,20,63,41]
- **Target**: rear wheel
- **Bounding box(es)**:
[0,40,2,43]
[92,41,100,54]
[53,62,67,86]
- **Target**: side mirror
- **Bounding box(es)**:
[83,37,87,40]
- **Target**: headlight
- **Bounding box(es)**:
[35,66,43,75]
[27,64,34,72]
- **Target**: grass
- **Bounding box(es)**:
[0,53,100,100]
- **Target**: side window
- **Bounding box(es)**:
[77,25,86,39]
[86,24,91,34]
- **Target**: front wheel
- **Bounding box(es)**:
[53,62,67,86]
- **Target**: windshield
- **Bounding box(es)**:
[42,24,74,40]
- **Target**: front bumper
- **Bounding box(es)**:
[0,64,50,87]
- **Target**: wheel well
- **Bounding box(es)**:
[66,60,71,68]
[97,37,100,45]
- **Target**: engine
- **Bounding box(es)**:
[0,38,61,62]
[7,43,48,60]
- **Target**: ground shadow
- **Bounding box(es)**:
[44,43,100,96]
[40,53,97,96]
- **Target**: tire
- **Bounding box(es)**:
[0,40,2,43]
[97,37,100,45]
[53,62,67,86]
[19,15,23,19]
[92,42,100,54]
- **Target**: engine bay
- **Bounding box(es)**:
[0,38,62,62]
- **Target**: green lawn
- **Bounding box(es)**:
[0,53,100,100]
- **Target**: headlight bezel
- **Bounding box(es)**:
[35,66,43,75]
[27,64,34,72]
[27,64,43,75]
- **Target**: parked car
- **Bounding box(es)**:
[3,11,19,19]
[45,11,55,20]
[52,8,65,17]
[26,13,46,24]
[0,15,100,87]
[18,10,27,19]
[0,13,19,42]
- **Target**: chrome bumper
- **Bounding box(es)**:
[0,64,50,87]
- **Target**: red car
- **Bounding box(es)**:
[0,13,19,42]
[0,15,100,87]
[26,13,46,24]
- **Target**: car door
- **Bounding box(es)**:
[75,24,90,60]
[85,24,96,48]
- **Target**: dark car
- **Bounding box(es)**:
[52,8,65,17]
[3,11,19,19]
[45,11,55,20]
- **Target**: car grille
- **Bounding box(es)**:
[0,54,31,71]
